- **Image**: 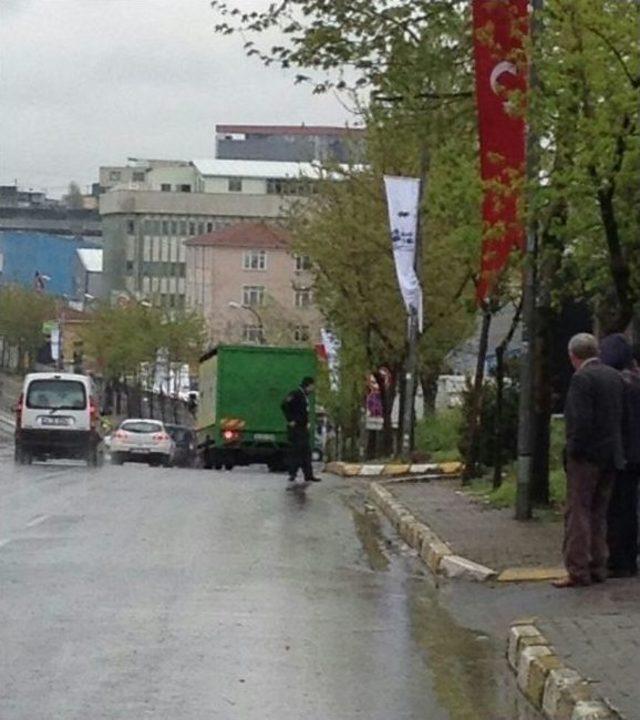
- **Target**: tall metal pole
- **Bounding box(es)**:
[400,148,428,457]
[515,0,543,520]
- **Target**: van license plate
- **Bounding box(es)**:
[254,433,275,442]
[41,416,71,427]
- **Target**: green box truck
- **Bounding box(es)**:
[197,345,317,471]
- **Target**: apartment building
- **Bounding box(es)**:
[215,124,366,163]
[99,158,323,307]
[185,222,319,346]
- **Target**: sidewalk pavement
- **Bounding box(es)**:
[389,479,564,574]
[375,478,639,719]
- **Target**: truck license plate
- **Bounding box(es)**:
[254,433,275,442]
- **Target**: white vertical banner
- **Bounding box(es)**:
[383,175,423,330]
[320,328,341,391]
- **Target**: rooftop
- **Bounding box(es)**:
[185,222,290,250]
[216,124,365,137]
[193,158,345,179]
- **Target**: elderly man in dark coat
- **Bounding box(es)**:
[554,333,625,588]
[600,333,640,577]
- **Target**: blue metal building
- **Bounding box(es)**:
[0,232,101,297]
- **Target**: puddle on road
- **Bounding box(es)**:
[347,491,541,720]
[405,582,540,719]
[350,503,390,572]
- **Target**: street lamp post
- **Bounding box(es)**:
[228,301,266,344]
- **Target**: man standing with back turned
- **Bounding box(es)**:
[554,333,625,588]
[281,377,321,486]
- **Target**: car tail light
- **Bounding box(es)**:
[14,393,24,427]
[153,433,170,442]
[114,430,129,440]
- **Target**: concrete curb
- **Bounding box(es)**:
[367,481,497,582]
[326,460,462,478]
[508,619,622,719]
[0,410,15,438]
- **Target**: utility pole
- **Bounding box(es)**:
[400,148,428,457]
[515,0,543,520]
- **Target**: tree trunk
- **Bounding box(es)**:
[374,367,396,458]
[531,304,554,505]
[462,308,492,484]
[420,368,439,415]
[492,344,506,490]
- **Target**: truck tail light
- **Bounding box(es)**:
[222,429,240,443]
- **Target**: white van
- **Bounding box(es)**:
[14,372,102,466]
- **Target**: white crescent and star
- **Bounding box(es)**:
[490,60,518,95]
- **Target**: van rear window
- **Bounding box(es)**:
[26,379,87,410]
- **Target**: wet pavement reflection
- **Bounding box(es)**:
[0,462,541,719]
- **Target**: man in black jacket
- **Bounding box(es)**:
[281,377,320,485]
[600,333,640,577]
[554,333,625,588]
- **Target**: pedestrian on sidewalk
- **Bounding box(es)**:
[554,333,625,588]
[600,333,640,578]
[281,377,321,485]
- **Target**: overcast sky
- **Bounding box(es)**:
[0,0,352,196]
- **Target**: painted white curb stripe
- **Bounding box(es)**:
[360,464,385,476]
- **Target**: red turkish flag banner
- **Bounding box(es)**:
[472,0,528,303]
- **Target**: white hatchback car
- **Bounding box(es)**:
[110,419,175,467]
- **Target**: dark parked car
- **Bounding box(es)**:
[165,424,197,468]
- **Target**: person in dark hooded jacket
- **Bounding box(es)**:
[600,333,640,577]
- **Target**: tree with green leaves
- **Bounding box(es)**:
[0,285,56,371]
[533,0,639,333]
[80,303,205,416]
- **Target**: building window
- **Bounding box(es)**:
[143,219,152,236]
[295,254,312,272]
[189,222,196,236]
[132,171,145,182]
[294,325,310,342]
[243,250,267,271]
[266,178,283,195]
[243,286,264,307]
[162,221,169,236]
[295,289,312,307]
[179,221,187,236]
[206,222,213,233]
[170,220,177,235]
[161,183,171,192]
[125,260,134,275]
[152,220,160,235]
[179,184,191,193]
[178,263,186,278]
[126,220,135,235]
[197,222,204,235]
[109,170,121,182]
[228,178,243,192]
[242,325,264,344]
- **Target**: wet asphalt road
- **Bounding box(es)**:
[0,452,536,720]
